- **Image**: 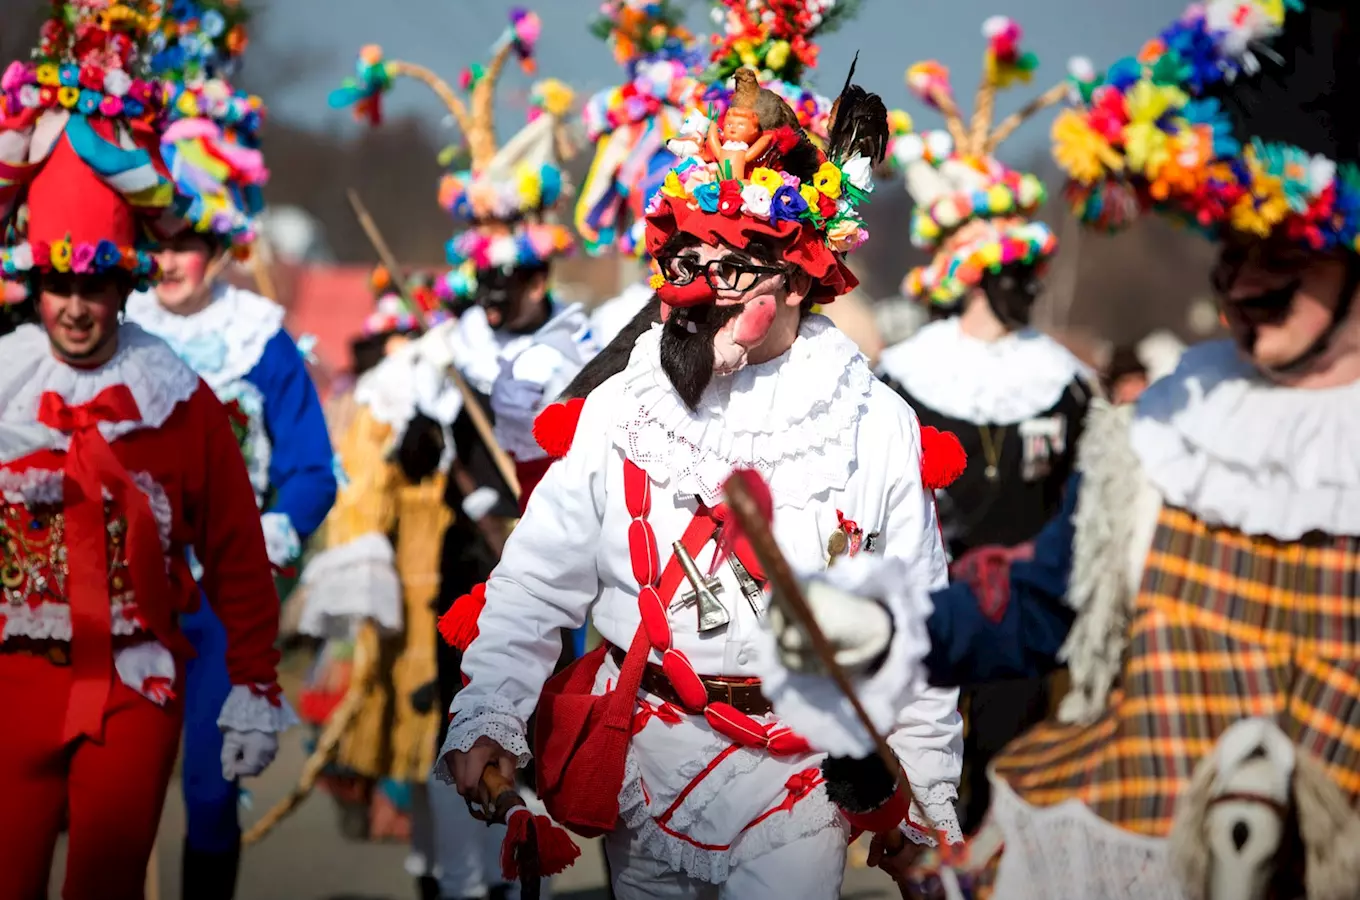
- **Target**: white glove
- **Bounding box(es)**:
[770,578,893,676]
[221,729,279,780]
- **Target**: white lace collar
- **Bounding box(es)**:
[0,323,200,463]
[616,314,873,510]
[877,317,1089,425]
[125,284,285,390]
[1131,339,1360,540]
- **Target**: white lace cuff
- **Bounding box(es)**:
[432,697,532,783]
[260,512,301,569]
[297,533,403,637]
[217,684,301,733]
[902,781,963,846]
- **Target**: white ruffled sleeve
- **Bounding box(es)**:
[884,420,963,845]
[434,378,612,778]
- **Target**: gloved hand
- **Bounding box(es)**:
[770,578,893,677]
[221,729,279,780]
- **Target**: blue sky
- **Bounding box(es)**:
[258,0,1187,167]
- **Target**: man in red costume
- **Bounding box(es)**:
[0,8,293,898]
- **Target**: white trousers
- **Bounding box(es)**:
[427,771,555,900]
[604,818,847,899]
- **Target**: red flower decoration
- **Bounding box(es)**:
[718,179,743,217]
[816,191,837,220]
[31,242,51,267]
[78,64,103,91]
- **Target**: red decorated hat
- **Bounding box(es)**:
[0,4,173,289]
[642,61,888,306]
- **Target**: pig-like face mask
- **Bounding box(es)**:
[654,240,802,410]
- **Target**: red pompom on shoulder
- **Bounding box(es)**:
[770,125,801,156]
[437,582,487,651]
[532,397,587,459]
[920,426,967,490]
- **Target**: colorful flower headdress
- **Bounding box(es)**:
[145,0,266,250]
[644,59,889,306]
[576,0,704,257]
[1052,0,1360,254]
[330,8,576,274]
[699,0,864,146]
[365,266,447,334]
[893,17,1076,307]
[0,0,175,290]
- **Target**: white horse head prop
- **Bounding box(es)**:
[1171,718,1360,900]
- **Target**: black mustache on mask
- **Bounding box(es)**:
[659,303,744,410]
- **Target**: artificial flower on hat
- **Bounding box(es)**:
[891,17,1083,307]
[0,0,174,290]
[1053,0,1360,255]
[144,0,267,252]
[644,57,891,306]
[575,0,704,257]
[698,0,866,147]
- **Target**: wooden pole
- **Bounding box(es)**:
[345,188,521,501]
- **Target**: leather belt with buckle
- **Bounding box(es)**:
[610,645,772,716]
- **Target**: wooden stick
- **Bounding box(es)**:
[250,234,279,302]
[984,81,1069,154]
[144,839,160,900]
[723,477,965,875]
[242,621,380,845]
[927,85,970,152]
[345,188,522,502]
[967,66,996,158]
[388,60,474,140]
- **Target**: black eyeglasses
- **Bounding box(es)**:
[655,255,787,293]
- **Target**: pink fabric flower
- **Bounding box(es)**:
[72,242,96,274]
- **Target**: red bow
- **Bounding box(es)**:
[38,386,177,741]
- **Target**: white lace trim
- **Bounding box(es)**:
[0,467,174,553]
[907,781,963,846]
[878,317,1090,425]
[297,533,404,637]
[125,285,285,391]
[3,600,147,641]
[260,511,301,569]
[0,323,200,463]
[447,305,518,396]
[434,695,533,781]
[617,748,847,884]
[986,774,1180,900]
[617,314,873,509]
[752,554,933,759]
[216,379,271,505]
[1131,339,1360,540]
[113,641,177,705]
[216,684,300,734]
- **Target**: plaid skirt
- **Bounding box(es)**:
[992,505,1360,836]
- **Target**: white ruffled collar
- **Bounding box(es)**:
[125,284,285,390]
[1131,339,1360,540]
[878,317,1089,425]
[0,323,200,463]
[616,314,873,510]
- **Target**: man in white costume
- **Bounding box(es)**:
[438,60,963,899]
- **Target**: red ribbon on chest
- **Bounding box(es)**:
[37,385,176,742]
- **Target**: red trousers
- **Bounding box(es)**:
[0,653,184,900]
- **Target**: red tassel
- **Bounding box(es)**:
[500,809,582,880]
[437,582,487,651]
[532,398,586,459]
[920,426,967,490]
[771,125,801,155]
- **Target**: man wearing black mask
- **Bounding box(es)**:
[876,27,1094,834]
